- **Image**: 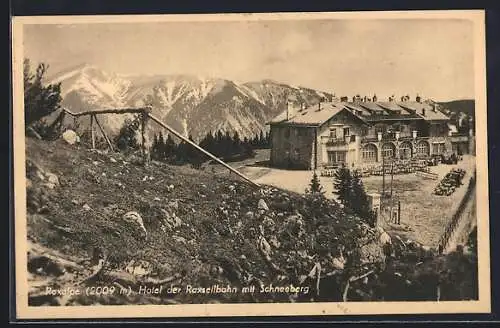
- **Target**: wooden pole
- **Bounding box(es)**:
[390,160,394,198]
[93,115,114,152]
[398,200,401,224]
[62,107,150,117]
[147,113,260,188]
[141,111,147,163]
[382,151,385,197]
[90,114,95,149]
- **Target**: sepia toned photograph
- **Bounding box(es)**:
[12,10,490,319]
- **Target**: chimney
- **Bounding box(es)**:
[432,103,437,112]
[422,108,426,116]
[416,94,421,103]
[373,94,377,102]
[317,101,321,111]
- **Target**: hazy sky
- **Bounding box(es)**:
[23,18,475,101]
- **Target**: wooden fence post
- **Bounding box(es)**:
[141,109,151,165]
[94,115,114,152]
[90,114,95,149]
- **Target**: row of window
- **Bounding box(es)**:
[326,141,433,165]
[359,141,432,162]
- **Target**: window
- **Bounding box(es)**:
[432,142,446,155]
[382,143,395,159]
[375,124,385,134]
[343,127,350,137]
[362,144,378,162]
[416,141,430,156]
[399,142,412,159]
[329,128,337,139]
[327,151,346,164]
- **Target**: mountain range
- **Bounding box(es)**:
[47,64,335,141]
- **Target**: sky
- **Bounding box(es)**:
[23,18,475,101]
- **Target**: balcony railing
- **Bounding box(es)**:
[323,135,356,146]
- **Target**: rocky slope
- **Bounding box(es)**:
[25,137,479,306]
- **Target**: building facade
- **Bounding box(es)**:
[268,98,474,170]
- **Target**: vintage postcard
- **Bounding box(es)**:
[12,10,490,319]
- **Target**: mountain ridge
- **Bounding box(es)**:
[48,64,335,141]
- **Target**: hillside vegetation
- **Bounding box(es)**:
[25,137,478,306]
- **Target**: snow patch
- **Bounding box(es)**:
[237,84,266,105]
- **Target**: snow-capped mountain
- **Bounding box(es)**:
[47,64,335,140]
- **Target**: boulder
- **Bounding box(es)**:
[331,255,346,270]
[122,211,147,236]
[257,199,269,211]
[258,236,272,257]
[376,227,392,245]
[62,130,80,145]
[125,260,151,277]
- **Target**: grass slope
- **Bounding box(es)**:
[25,137,366,305]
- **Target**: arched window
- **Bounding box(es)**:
[416,140,430,156]
[362,144,378,162]
[399,141,413,159]
[382,143,395,159]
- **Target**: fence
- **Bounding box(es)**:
[436,171,476,254]
[320,159,430,178]
[58,106,260,188]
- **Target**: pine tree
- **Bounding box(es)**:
[232,131,242,156]
[157,131,165,159]
[215,130,224,157]
[24,59,62,127]
[151,133,160,160]
[333,166,352,207]
[259,130,265,148]
[176,140,188,164]
[350,170,372,221]
[222,131,232,158]
[306,171,325,196]
[164,134,177,162]
[115,117,140,151]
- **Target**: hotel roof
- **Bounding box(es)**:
[268,100,449,126]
